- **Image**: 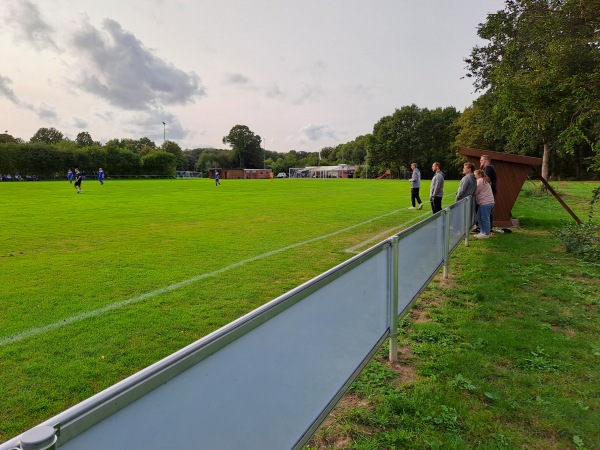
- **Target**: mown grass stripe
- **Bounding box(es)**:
[0,207,405,347]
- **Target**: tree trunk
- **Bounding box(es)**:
[542,140,550,180]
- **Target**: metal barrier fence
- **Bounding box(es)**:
[1,198,473,450]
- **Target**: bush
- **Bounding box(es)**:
[556,186,600,262]
[521,182,554,197]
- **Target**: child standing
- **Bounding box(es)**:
[473,169,494,239]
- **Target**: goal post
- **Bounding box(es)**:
[288,167,310,178]
[176,171,203,178]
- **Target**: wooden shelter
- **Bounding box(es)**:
[244,169,273,179]
[458,147,542,227]
[208,168,245,179]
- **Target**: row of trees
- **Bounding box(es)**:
[1,1,598,181]
[0,140,179,178]
[0,126,321,179]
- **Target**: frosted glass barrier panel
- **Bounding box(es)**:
[449,201,467,252]
[396,215,445,313]
[59,246,391,450]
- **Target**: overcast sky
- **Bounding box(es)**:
[0,0,505,152]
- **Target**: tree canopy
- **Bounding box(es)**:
[30,127,64,145]
[464,0,600,179]
[370,105,461,178]
[222,125,263,169]
[76,132,95,147]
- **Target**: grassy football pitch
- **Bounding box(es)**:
[0,177,458,440]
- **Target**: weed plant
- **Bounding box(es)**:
[556,185,600,262]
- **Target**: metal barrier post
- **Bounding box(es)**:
[388,237,399,362]
[465,197,471,247]
[443,210,450,279]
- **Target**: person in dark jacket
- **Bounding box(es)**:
[456,162,476,201]
[74,168,83,194]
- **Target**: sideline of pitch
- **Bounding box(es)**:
[344,193,455,253]
[344,213,428,253]
[1,207,407,347]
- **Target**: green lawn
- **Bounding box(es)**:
[0,178,598,449]
[308,181,600,450]
[0,177,446,441]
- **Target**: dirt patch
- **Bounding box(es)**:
[409,304,429,323]
[391,346,418,386]
[307,393,371,449]
[308,343,420,449]
[551,325,577,338]
[308,279,450,448]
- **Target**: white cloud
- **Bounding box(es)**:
[71,18,206,111]
[291,85,324,105]
[73,117,89,128]
[0,75,22,105]
[7,0,59,51]
[0,0,506,151]
[224,73,251,85]
[37,103,58,122]
[120,110,187,143]
[300,123,337,142]
[265,84,284,99]
[0,74,49,119]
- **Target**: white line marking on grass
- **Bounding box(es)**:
[345,192,457,253]
[1,208,405,346]
[344,213,429,253]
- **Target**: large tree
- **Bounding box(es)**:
[75,131,94,147]
[371,105,461,178]
[30,127,64,145]
[141,151,176,176]
[195,149,235,172]
[465,0,600,179]
[455,91,508,153]
[222,125,263,169]
[161,140,187,170]
[0,132,19,144]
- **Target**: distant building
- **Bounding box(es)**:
[244,169,273,179]
[208,168,273,180]
[291,164,356,178]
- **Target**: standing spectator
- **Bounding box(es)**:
[215,171,221,186]
[429,162,444,214]
[408,162,423,210]
[473,169,495,239]
[98,167,104,185]
[456,163,476,201]
[67,169,73,183]
[480,155,497,228]
[74,168,83,194]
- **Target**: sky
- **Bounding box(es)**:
[0,0,505,153]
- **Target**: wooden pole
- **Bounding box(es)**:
[531,167,582,225]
